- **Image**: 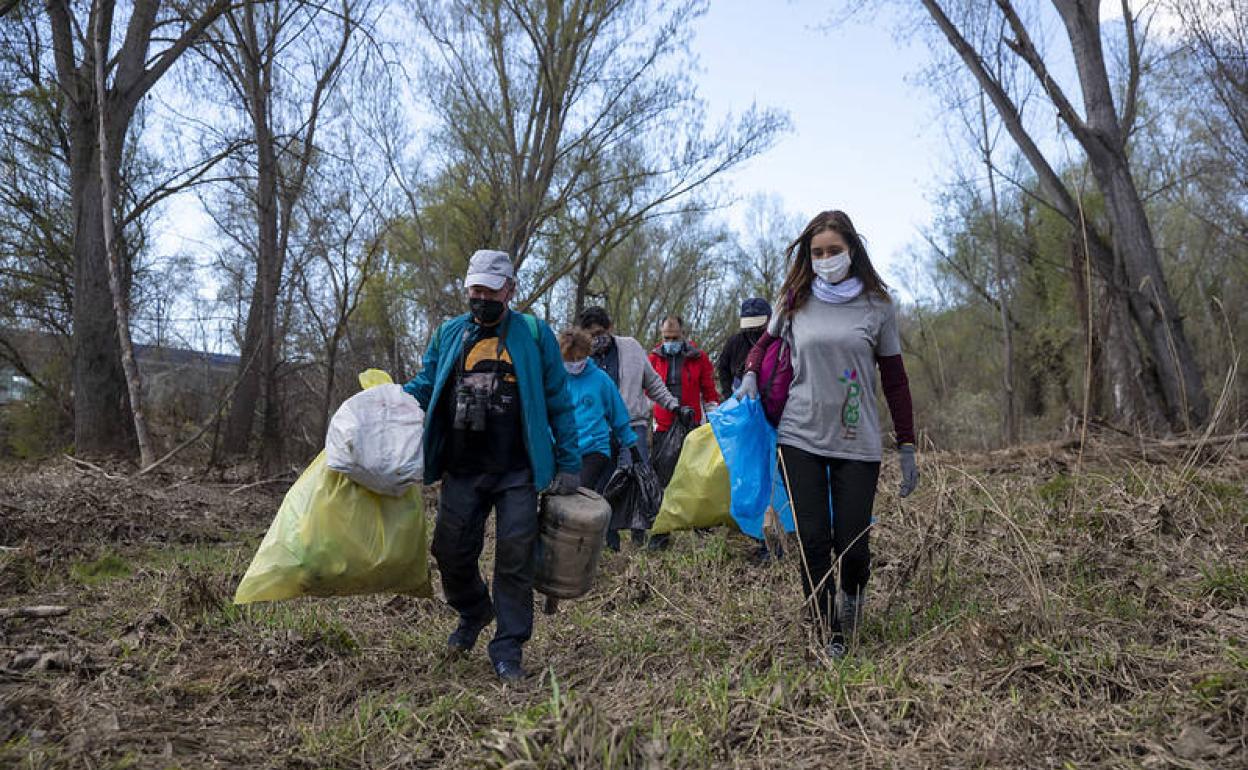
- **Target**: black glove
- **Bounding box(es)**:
[546,471,580,496]
[678,406,696,427]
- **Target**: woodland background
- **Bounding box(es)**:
[0,0,1244,469]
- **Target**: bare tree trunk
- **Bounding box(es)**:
[1054,0,1209,429]
[1067,235,1103,421]
[320,327,343,444]
[222,286,263,454]
[921,0,1209,432]
[46,0,230,457]
[220,0,282,461]
[979,91,1017,446]
[68,128,133,456]
[92,0,155,467]
[214,0,352,466]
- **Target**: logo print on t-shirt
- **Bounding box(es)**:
[463,338,518,417]
[839,368,860,440]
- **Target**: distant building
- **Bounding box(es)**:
[0,329,240,421]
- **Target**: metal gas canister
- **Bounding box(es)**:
[535,487,611,611]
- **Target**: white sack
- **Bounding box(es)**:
[325,383,424,497]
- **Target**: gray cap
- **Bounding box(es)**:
[464,249,515,290]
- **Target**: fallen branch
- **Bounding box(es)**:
[0,605,69,620]
[63,455,126,481]
[1146,432,1247,450]
[228,475,293,496]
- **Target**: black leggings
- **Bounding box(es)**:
[778,444,880,636]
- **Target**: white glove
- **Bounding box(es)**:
[733,371,759,400]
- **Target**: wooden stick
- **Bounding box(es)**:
[228,475,292,496]
[63,454,126,481]
[0,606,69,620]
[1146,432,1247,449]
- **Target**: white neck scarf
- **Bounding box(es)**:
[812,276,863,304]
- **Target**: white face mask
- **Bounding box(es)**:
[811,251,852,283]
[564,359,588,375]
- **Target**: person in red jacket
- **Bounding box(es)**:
[646,315,719,551]
[649,315,720,432]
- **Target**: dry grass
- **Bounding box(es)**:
[1,442,1245,769]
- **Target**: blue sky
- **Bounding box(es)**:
[687,1,948,294]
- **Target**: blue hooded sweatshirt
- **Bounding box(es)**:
[566,358,637,458]
[403,310,580,489]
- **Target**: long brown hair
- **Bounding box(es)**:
[777,210,890,317]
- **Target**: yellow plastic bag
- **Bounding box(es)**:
[233,370,432,604]
[649,424,735,534]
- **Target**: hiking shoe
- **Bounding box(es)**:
[645,534,671,552]
[447,607,494,654]
[494,660,529,684]
[749,541,783,566]
[839,591,865,639]
[825,633,848,660]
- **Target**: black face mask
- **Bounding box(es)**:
[470,298,506,326]
[590,334,611,356]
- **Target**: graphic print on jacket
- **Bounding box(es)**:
[839,368,860,441]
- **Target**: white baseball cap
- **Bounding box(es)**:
[464,249,515,290]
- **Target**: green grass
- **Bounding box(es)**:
[207,601,361,655]
[1198,563,1248,606]
[69,553,132,584]
[1036,473,1075,508]
[301,693,422,762]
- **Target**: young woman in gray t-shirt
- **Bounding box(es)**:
[737,210,919,659]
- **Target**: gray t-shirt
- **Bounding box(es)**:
[768,292,901,462]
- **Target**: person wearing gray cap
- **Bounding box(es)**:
[403,249,581,683]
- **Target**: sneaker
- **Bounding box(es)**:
[838,591,865,639]
[494,659,529,684]
[645,534,671,552]
[825,633,848,660]
[447,607,495,654]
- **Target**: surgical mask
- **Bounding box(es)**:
[811,251,852,283]
[564,359,588,375]
[662,340,683,356]
[591,334,611,355]
[469,297,506,325]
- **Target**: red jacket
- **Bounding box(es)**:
[649,341,720,432]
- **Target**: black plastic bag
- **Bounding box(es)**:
[650,420,690,488]
[603,456,664,532]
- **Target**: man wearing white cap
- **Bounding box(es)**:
[717,297,773,400]
[403,249,580,683]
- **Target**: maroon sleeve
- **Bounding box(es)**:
[876,354,915,446]
[743,331,776,374]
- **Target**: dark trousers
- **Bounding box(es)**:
[580,452,613,493]
[778,444,879,636]
[431,468,538,666]
[629,424,651,465]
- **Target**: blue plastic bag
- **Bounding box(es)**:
[709,397,795,539]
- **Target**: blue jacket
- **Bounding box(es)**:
[567,358,637,458]
[403,310,580,488]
